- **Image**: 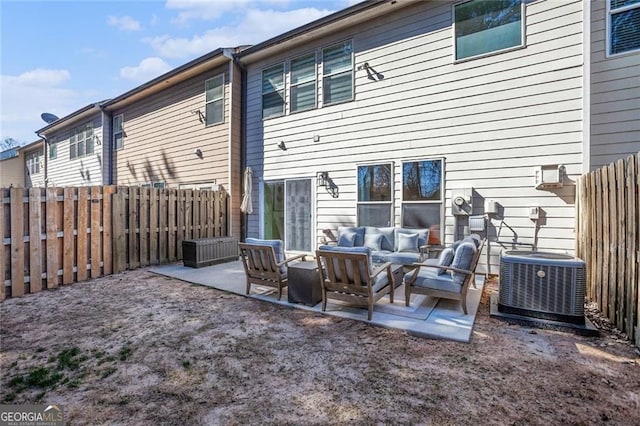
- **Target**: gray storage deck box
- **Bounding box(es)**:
[182,237,238,268]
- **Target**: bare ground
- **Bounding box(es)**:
[0,268,638,425]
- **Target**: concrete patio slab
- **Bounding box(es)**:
[150,260,484,343]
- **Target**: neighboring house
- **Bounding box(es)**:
[36,103,109,187]
[238,0,639,274]
[101,47,243,238]
[0,140,45,188]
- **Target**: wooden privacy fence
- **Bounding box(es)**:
[0,186,229,300]
[576,152,639,347]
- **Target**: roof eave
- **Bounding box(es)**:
[36,103,103,136]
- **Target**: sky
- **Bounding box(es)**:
[0,0,359,145]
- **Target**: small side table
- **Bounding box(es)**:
[287,261,322,306]
[390,264,404,289]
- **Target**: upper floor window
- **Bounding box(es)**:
[322,41,353,105]
[26,151,40,175]
[70,123,94,159]
[453,0,524,61]
[49,137,57,159]
[290,53,317,113]
[205,74,225,125]
[608,0,640,55]
[113,114,124,151]
[402,159,443,244]
[262,64,285,118]
[357,163,392,227]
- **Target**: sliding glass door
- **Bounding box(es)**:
[263,178,312,252]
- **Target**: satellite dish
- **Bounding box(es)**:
[41,112,59,124]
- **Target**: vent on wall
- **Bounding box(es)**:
[534,165,565,189]
[498,251,586,324]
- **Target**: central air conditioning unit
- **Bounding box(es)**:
[498,251,586,324]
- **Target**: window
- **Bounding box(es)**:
[357,163,392,227]
[141,181,165,189]
[290,53,316,113]
[113,115,124,150]
[205,75,224,125]
[608,0,640,55]
[322,41,353,105]
[69,123,94,159]
[26,152,40,175]
[262,64,285,118]
[402,159,443,243]
[49,137,57,159]
[454,0,524,61]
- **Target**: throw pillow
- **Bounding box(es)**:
[337,231,357,247]
[398,233,419,253]
[436,247,455,276]
[364,233,383,251]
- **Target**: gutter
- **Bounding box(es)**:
[231,51,249,240]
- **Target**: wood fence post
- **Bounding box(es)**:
[29,187,42,293]
[0,188,6,300]
[10,187,25,297]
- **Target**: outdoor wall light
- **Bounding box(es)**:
[277,141,287,151]
[191,109,205,123]
[194,148,203,158]
[317,171,328,187]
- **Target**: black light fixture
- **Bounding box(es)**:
[317,171,328,187]
[277,141,287,151]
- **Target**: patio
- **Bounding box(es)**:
[150,260,485,343]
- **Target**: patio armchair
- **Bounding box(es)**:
[315,245,394,321]
[238,238,306,300]
[403,236,485,314]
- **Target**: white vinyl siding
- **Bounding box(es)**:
[205,74,224,126]
[591,0,640,169]
[244,0,586,274]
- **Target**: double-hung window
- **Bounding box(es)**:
[49,137,57,159]
[70,123,94,159]
[290,53,316,113]
[453,0,524,61]
[322,41,353,105]
[401,159,443,244]
[113,114,124,150]
[205,75,224,125]
[262,64,285,118]
[357,163,392,227]
[26,151,40,175]
[608,0,640,55]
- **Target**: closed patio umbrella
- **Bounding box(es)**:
[240,167,253,214]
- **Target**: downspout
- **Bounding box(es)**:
[36,132,48,186]
[231,50,248,241]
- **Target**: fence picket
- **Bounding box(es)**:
[615,160,626,330]
[10,188,24,297]
[29,188,42,293]
[129,186,140,270]
[46,188,58,288]
[139,188,149,267]
[112,190,126,273]
[91,186,102,278]
[0,189,6,300]
[607,164,617,322]
[102,186,115,275]
[159,189,167,263]
[77,187,88,282]
[168,189,176,261]
[62,188,74,284]
[150,188,158,265]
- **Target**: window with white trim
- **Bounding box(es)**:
[401,159,443,244]
[262,63,285,118]
[608,0,640,55]
[322,40,353,105]
[26,151,40,175]
[357,163,392,227]
[290,53,316,113]
[141,181,165,189]
[453,0,524,61]
[113,114,124,150]
[49,137,57,159]
[69,122,94,159]
[205,74,224,125]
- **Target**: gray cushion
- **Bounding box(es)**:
[385,252,421,266]
[337,232,356,247]
[364,226,395,251]
[338,226,365,247]
[403,266,462,294]
[371,250,393,265]
[371,271,390,292]
[437,247,455,276]
[394,228,429,251]
[245,238,286,273]
[364,233,383,251]
[398,233,419,252]
[450,242,477,284]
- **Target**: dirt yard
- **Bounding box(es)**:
[1,268,638,425]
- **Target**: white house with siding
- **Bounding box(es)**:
[36,103,108,187]
[238,0,639,274]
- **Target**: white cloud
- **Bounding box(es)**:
[120,57,172,82]
[107,15,143,31]
[145,7,334,59]
[0,70,95,143]
[165,0,252,25]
